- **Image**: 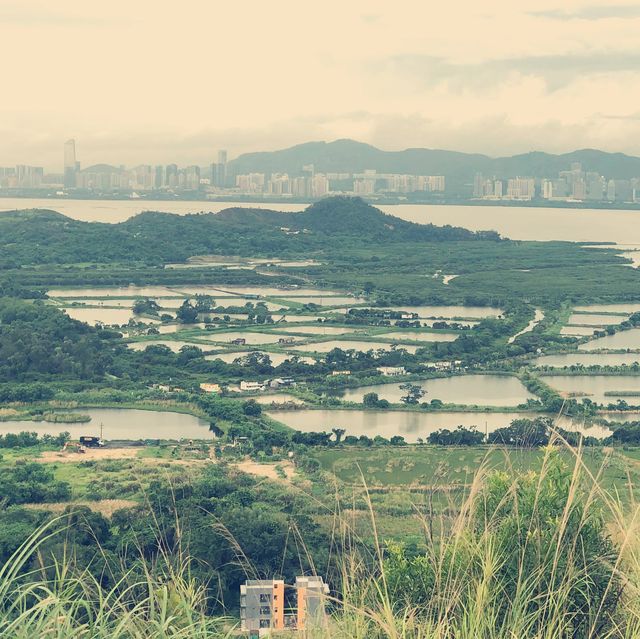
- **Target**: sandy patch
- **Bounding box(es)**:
[37,448,142,463]
[35,446,215,466]
[235,459,295,481]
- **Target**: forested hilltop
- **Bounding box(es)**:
[0,197,497,267]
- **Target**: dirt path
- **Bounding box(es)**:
[235,459,295,481]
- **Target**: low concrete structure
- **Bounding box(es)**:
[377,366,406,376]
[240,380,265,392]
[240,579,285,637]
[269,377,296,389]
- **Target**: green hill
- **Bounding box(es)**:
[0,197,497,266]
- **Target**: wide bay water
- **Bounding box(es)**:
[3,198,640,243]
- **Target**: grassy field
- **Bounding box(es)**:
[311,445,617,485]
[310,445,640,510]
[304,444,640,548]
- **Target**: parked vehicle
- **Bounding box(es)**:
[79,436,105,448]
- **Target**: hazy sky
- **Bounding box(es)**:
[2,0,640,170]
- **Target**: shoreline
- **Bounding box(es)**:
[2,193,640,213]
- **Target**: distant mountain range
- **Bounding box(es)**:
[229,139,640,188]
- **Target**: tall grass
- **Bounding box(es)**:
[2,437,640,637]
[320,436,640,639]
[0,514,233,638]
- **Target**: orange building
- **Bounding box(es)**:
[240,576,328,637]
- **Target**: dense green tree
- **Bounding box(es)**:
[399,383,425,405]
[242,399,262,417]
[176,300,198,324]
[0,462,71,505]
[363,392,380,407]
[428,426,484,446]
[132,298,160,316]
[488,417,552,447]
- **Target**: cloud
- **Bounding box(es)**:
[0,3,129,27]
[5,107,640,170]
[531,4,640,21]
[379,51,640,92]
[599,112,640,121]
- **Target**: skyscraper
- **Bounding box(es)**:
[64,139,77,188]
[213,150,228,187]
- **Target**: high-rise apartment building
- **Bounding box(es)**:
[311,173,329,197]
[165,164,178,188]
[607,179,632,203]
[181,165,201,190]
[64,139,77,187]
[473,174,501,199]
[507,177,535,200]
[211,150,228,187]
[154,165,164,189]
[236,173,266,193]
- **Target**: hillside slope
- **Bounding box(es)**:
[0,197,498,266]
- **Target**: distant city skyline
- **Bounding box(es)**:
[1,1,640,169]
[2,138,640,204]
[5,137,640,177]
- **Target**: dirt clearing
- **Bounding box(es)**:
[235,459,295,481]
[37,448,142,463]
